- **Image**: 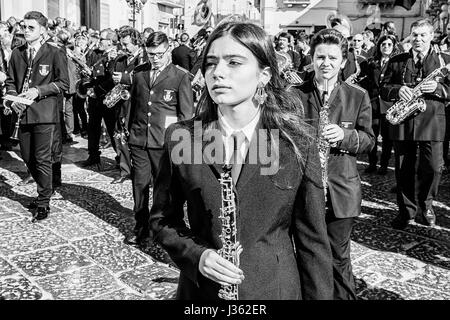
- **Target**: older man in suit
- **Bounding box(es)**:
[4,11,69,220]
[122,31,194,246]
[381,19,450,230]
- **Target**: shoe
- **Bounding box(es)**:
[416,209,436,227]
[111,175,129,184]
[377,166,388,175]
[391,215,414,230]
[27,199,38,210]
[18,175,35,186]
[364,165,377,174]
[32,206,49,222]
[80,157,101,167]
[124,233,149,246]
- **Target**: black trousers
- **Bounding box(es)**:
[73,95,88,134]
[129,144,164,234]
[87,97,117,159]
[325,198,357,300]
[368,116,393,168]
[394,141,444,220]
[19,124,55,208]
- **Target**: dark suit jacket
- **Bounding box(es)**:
[380,48,450,141]
[172,44,193,71]
[5,42,69,124]
[124,63,194,148]
[150,118,334,300]
[362,58,391,117]
[291,77,375,218]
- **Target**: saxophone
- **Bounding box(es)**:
[386,63,450,125]
[318,79,336,199]
[103,48,143,108]
[217,164,242,300]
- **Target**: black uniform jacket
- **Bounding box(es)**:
[5,42,69,124]
[124,62,194,148]
[172,44,194,71]
[380,48,450,141]
[291,77,375,218]
[149,118,333,300]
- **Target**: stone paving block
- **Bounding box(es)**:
[353,251,426,281]
[37,212,105,240]
[360,278,450,300]
[71,234,150,273]
[119,263,179,300]
[0,218,42,237]
[406,240,450,270]
[0,257,18,277]
[10,245,93,277]
[0,227,67,256]
[350,241,376,262]
[351,222,426,253]
[93,289,148,300]
[0,206,21,221]
[0,274,43,300]
[36,265,121,300]
[0,200,32,215]
[405,264,450,293]
[77,212,124,239]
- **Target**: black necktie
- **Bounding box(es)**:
[28,47,35,66]
[230,131,246,184]
[416,53,423,81]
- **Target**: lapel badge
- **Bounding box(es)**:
[341,121,353,129]
[39,64,50,76]
[163,89,174,102]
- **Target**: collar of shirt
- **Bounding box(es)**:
[413,48,429,64]
[28,41,42,59]
[218,106,261,164]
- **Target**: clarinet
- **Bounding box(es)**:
[217,164,242,300]
[9,61,33,141]
[317,79,336,200]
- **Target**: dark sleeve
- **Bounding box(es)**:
[338,90,375,154]
[150,125,210,286]
[429,55,450,101]
[177,72,194,121]
[292,51,301,70]
[293,141,333,300]
[36,48,69,97]
[5,52,19,97]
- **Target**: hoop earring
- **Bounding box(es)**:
[254,83,268,107]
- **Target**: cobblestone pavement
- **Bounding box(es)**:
[0,136,449,300]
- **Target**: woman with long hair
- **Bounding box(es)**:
[363,34,398,174]
[149,21,333,300]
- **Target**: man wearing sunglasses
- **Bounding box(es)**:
[4,11,69,221]
[121,31,194,246]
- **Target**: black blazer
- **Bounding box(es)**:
[124,63,194,148]
[380,48,450,141]
[172,44,193,71]
[150,118,334,300]
[291,77,375,218]
[5,42,69,124]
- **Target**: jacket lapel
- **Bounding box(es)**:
[32,43,46,66]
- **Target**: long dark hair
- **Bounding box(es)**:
[373,34,398,62]
[195,21,312,165]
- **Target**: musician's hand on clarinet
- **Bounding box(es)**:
[199,249,245,286]
[19,88,39,101]
[399,86,414,101]
[112,72,122,84]
[323,124,344,144]
[10,102,26,114]
[420,80,438,94]
[3,106,12,115]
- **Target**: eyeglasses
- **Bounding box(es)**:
[353,39,363,42]
[22,25,36,31]
[147,46,169,59]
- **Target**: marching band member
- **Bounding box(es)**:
[149,22,333,300]
[122,31,194,246]
[4,11,69,221]
[290,28,374,299]
[381,19,450,230]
